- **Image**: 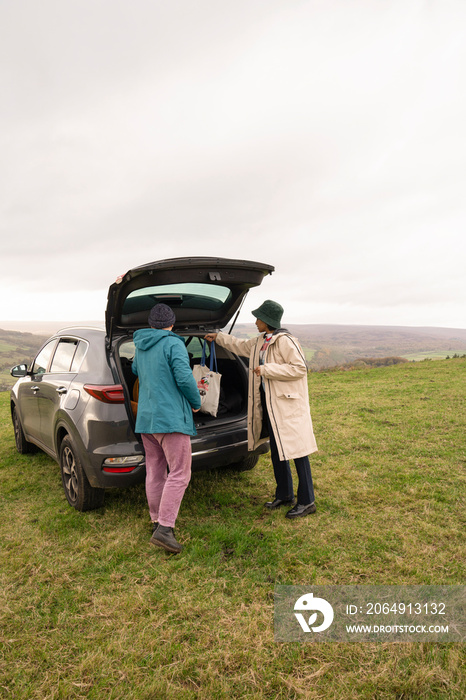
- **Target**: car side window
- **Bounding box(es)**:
[32,340,57,375]
[70,341,87,372]
[50,339,80,373]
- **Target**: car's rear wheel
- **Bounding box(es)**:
[12,406,36,454]
[229,454,259,472]
[60,435,105,511]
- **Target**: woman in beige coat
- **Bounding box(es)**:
[205,300,318,519]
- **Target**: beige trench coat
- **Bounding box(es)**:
[215,330,318,462]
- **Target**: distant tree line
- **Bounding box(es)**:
[310,356,409,372]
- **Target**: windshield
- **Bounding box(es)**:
[122,283,232,323]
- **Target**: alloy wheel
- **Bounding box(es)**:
[61,445,79,504]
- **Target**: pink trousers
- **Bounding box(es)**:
[141,433,192,528]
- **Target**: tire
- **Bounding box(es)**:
[229,454,259,472]
[59,435,105,511]
[12,406,36,454]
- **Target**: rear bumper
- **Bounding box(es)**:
[91,462,147,489]
[88,430,269,489]
[83,415,269,488]
[192,438,268,470]
[191,417,267,469]
[80,439,146,489]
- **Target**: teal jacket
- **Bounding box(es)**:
[132,329,201,436]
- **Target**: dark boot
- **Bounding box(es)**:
[265,497,295,509]
[150,525,183,553]
[285,502,317,519]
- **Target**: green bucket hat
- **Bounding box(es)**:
[252,300,284,329]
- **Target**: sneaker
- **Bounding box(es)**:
[285,502,316,519]
[150,525,183,553]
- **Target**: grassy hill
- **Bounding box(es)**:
[234,323,466,370]
[0,328,48,391]
[1,358,464,698]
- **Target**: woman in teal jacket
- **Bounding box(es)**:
[132,303,201,553]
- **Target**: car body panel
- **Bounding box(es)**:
[34,373,75,453]
[15,375,42,442]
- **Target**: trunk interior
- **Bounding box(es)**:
[116,335,248,429]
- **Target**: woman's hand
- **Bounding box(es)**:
[204,333,217,342]
[253,366,262,376]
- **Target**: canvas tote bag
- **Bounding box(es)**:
[192,341,222,417]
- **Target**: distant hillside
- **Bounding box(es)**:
[0,320,103,335]
[232,324,466,370]
[2,323,466,387]
[0,328,48,391]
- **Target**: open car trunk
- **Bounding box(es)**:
[106,257,274,343]
[105,258,274,471]
[116,335,249,429]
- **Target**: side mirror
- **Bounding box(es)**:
[10,364,29,378]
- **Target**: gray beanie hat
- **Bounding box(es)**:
[148,303,176,329]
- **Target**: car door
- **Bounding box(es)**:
[16,339,58,443]
[37,338,85,453]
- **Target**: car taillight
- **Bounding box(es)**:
[84,384,125,403]
[103,466,136,473]
[102,456,144,473]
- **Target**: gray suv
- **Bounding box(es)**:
[10,257,273,510]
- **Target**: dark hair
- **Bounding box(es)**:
[266,325,277,332]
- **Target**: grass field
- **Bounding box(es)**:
[1,359,465,699]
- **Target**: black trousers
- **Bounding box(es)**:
[261,387,315,505]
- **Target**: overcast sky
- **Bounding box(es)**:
[1,0,465,329]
